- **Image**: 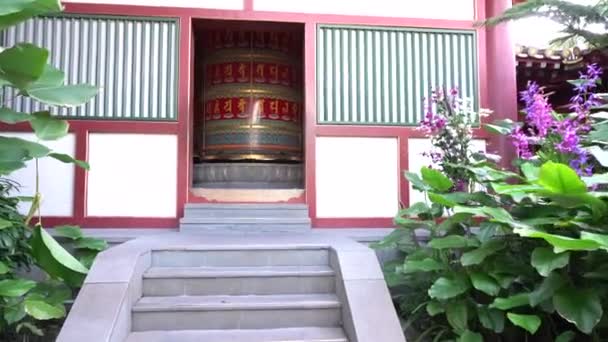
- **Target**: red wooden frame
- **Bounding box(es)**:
[0,0,516,229]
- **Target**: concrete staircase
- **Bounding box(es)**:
[126,247,348,342]
[179,203,311,232]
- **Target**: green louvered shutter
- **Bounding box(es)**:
[317,25,478,126]
[0,14,179,121]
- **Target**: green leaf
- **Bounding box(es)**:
[484,119,515,135]
[529,272,567,307]
[30,225,88,287]
[470,272,501,296]
[446,300,468,334]
[0,217,13,230]
[29,111,69,140]
[49,153,90,170]
[538,161,586,194]
[426,301,444,316]
[477,222,502,244]
[428,235,479,249]
[429,192,456,207]
[27,84,98,107]
[579,231,608,251]
[477,306,504,333]
[0,261,10,274]
[16,322,43,336]
[0,107,30,123]
[0,43,48,89]
[521,162,540,181]
[461,240,505,266]
[4,302,26,325]
[74,237,107,251]
[555,331,576,342]
[0,0,37,16]
[582,173,608,187]
[514,228,601,253]
[531,247,570,277]
[458,330,482,342]
[437,212,474,232]
[554,287,603,334]
[0,279,36,297]
[0,136,50,158]
[490,293,529,310]
[421,167,453,192]
[54,225,83,240]
[399,202,432,217]
[0,0,62,30]
[24,298,65,320]
[404,171,430,192]
[428,276,470,300]
[402,258,446,273]
[507,313,541,334]
[29,64,65,87]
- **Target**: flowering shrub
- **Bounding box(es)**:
[508,64,603,175]
[419,88,485,192]
[375,66,608,341]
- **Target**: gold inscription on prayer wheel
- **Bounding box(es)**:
[199,30,303,162]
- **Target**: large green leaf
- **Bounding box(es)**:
[470,271,500,296]
[402,258,446,273]
[514,228,601,253]
[555,331,576,342]
[27,84,98,107]
[29,111,69,140]
[54,225,83,240]
[426,301,444,316]
[537,161,586,194]
[477,306,504,333]
[0,261,9,274]
[421,167,453,192]
[554,287,603,334]
[28,64,65,87]
[531,247,570,277]
[507,313,541,334]
[74,237,107,251]
[0,218,12,230]
[398,202,432,217]
[0,0,36,16]
[0,107,31,123]
[428,276,470,300]
[461,239,505,266]
[30,226,88,287]
[404,171,430,192]
[521,162,540,181]
[490,293,530,310]
[579,231,608,251]
[428,235,479,249]
[0,136,50,160]
[0,0,62,30]
[0,279,36,297]
[529,272,567,307]
[446,299,468,334]
[484,119,515,135]
[49,153,90,170]
[458,330,482,342]
[24,297,65,320]
[0,43,48,89]
[4,302,26,325]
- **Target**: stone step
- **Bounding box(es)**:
[126,327,349,342]
[143,265,336,296]
[132,294,342,331]
[183,204,309,218]
[179,217,311,232]
[151,248,329,267]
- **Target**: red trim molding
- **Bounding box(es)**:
[314,218,395,228]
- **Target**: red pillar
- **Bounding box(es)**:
[484,0,519,169]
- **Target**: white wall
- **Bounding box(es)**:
[62,0,243,10]
[316,137,399,218]
[4,132,76,217]
[87,133,177,217]
[408,138,486,205]
[254,0,475,21]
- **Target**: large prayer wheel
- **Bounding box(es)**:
[200,30,303,162]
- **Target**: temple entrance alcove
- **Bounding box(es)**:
[191,20,305,198]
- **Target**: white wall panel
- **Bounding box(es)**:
[87,133,177,217]
[316,137,399,218]
[5,133,75,217]
[255,0,475,21]
[408,138,486,205]
[63,0,243,10]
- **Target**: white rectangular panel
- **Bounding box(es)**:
[255,0,475,21]
[87,133,177,217]
[63,0,243,10]
[316,137,399,218]
[4,132,76,217]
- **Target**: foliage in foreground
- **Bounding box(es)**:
[375,68,608,340]
[0,0,107,339]
[481,0,608,49]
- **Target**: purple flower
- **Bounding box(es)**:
[519,82,555,138]
[510,126,533,159]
